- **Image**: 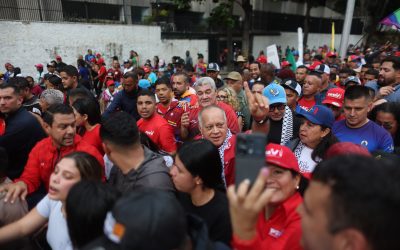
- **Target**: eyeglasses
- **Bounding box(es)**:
[269,103,286,111]
[216,95,228,100]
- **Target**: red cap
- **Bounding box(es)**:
[143,66,151,73]
[326,142,371,159]
[281,60,292,67]
[326,51,337,58]
[106,80,115,87]
[97,58,105,65]
[35,63,43,68]
[308,61,322,70]
[348,55,360,62]
[257,57,267,64]
[96,53,101,57]
[265,143,304,176]
[56,55,62,60]
[395,51,400,57]
[322,88,345,108]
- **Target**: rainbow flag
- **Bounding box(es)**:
[380,8,400,30]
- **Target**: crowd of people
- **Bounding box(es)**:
[0,42,399,250]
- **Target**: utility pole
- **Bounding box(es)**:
[339,0,356,59]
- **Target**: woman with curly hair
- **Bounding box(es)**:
[217,86,244,131]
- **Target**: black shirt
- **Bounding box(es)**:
[178,191,232,246]
[268,110,301,144]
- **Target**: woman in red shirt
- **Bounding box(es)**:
[228,143,308,250]
[72,98,104,155]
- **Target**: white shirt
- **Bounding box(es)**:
[36,195,72,250]
[296,145,318,174]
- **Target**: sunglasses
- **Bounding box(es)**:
[269,103,286,111]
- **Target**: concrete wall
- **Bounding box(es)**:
[253,32,363,55]
[0,20,208,77]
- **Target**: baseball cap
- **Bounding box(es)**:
[98,190,186,249]
[123,59,130,64]
[139,79,151,89]
[35,64,43,68]
[314,64,330,75]
[308,61,322,70]
[322,88,345,108]
[326,142,371,159]
[47,62,56,67]
[206,63,220,72]
[106,80,115,87]
[281,61,292,67]
[326,51,337,58]
[265,143,302,175]
[263,83,287,105]
[224,71,242,81]
[348,55,360,62]
[344,76,361,86]
[297,105,335,128]
[282,78,301,96]
[56,55,62,60]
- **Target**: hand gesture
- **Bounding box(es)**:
[0,181,28,203]
[227,168,275,240]
[181,112,190,128]
[244,81,269,121]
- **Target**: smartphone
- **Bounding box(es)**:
[235,133,267,186]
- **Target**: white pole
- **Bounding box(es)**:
[297,27,304,66]
[339,0,356,59]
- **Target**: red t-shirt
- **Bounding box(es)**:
[297,97,316,111]
[157,101,188,140]
[232,192,303,250]
[137,114,177,154]
[82,124,104,155]
[98,66,107,83]
[187,101,240,139]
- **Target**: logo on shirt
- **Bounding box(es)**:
[268,228,283,238]
[145,131,154,136]
[361,140,368,147]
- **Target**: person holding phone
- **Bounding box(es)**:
[228,143,307,250]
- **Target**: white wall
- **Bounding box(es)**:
[253,32,363,55]
[0,21,208,77]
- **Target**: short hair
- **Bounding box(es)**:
[42,103,74,126]
[40,89,64,105]
[123,71,139,80]
[344,85,371,101]
[0,83,20,95]
[59,65,79,78]
[48,75,63,89]
[312,155,400,250]
[250,61,261,69]
[178,139,225,190]
[100,111,140,147]
[198,105,227,128]
[194,76,216,91]
[296,65,309,71]
[137,89,156,101]
[308,71,322,80]
[173,72,189,84]
[339,68,353,75]
[72,98,101,126]
[67,180,120,248]
[365,69,379,79]
[133,68,144,77]
[381,56,400,71]
[8,77,30,90]
[154,76,172,89]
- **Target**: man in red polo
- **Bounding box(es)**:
[137,89,177,155]
[181,77,239,140]
[155,77,187,143]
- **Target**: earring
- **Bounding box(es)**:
[296,185,299,190]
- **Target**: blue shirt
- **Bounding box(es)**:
[365,81,400,102]
[333,120,394,153]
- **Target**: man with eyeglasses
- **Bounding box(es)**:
[103,71,140,120]
[262,83,301,145]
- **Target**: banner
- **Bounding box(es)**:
[266,45,280,69]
